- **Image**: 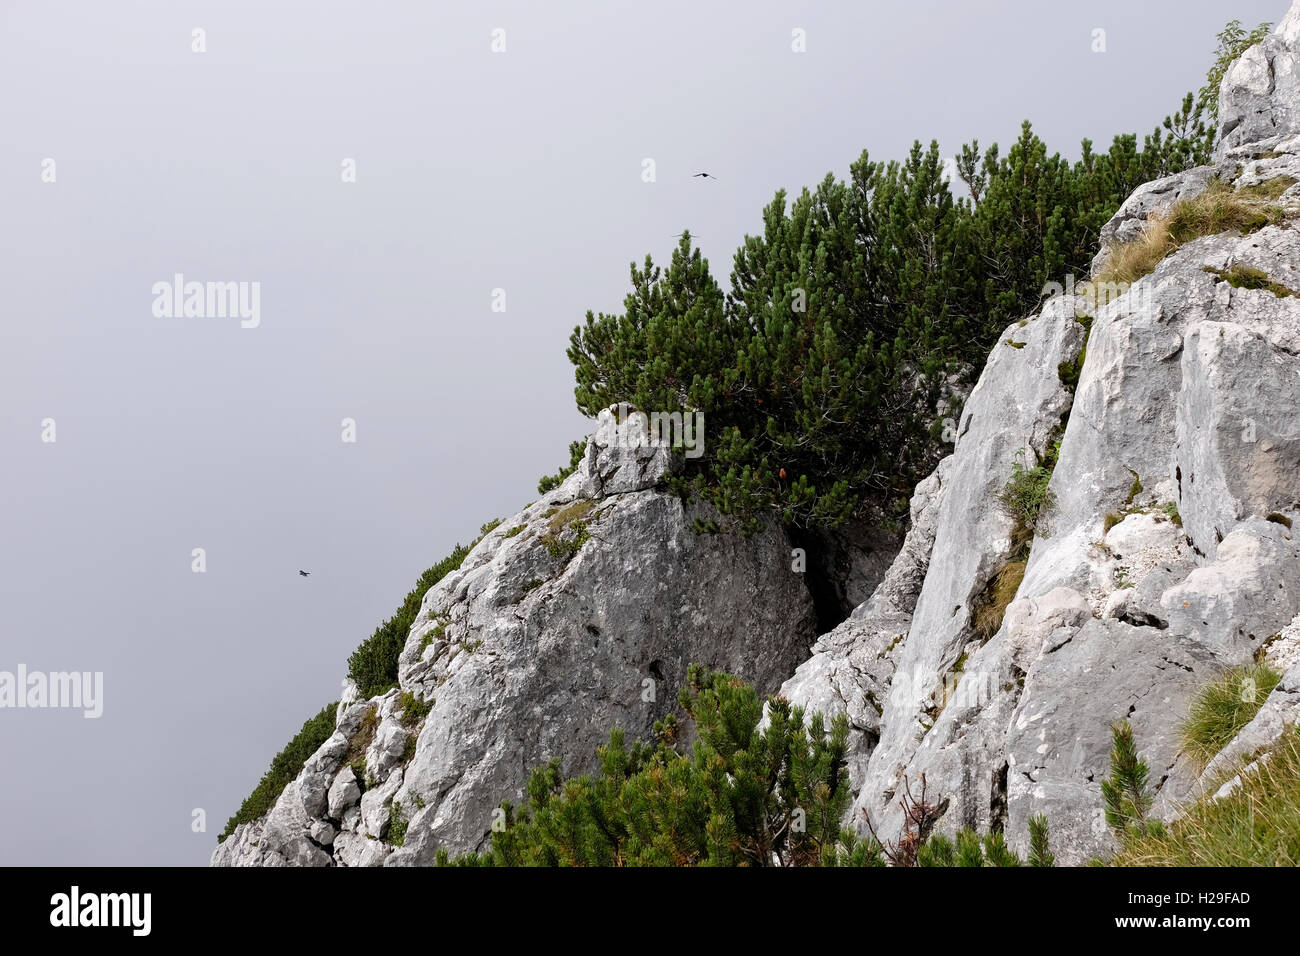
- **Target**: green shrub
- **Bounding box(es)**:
[917,828,1026,867]
[999,443,1058,554]
[398,690,432,727]
[437,666,862,867]
[388,802,409,846]
[1180,664,1282,769]
[547,18,1261,533]
[436,666,1056,868]
[1102,719,1157,840]
[564,107,1220,533]
[890,816,1052,868]
[1027,814,1055,867]
[218,702,338,843]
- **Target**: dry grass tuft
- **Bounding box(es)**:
[1096,180,1288,286]
[973,559,1027,641]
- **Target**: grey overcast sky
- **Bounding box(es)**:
[0,0,1282,866]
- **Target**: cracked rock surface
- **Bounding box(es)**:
[217,5,1300,868]
[215,404,826,865]
[783,13,1300,859]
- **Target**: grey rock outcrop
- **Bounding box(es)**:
[217,2,1300,869]
[782,9,1300,858]
[568,404,681,497]
[215,400,825,865]
[859,222,1299,862]
[1216,5,1300,158]
[803,294,1089,842]
[386,484,817,863]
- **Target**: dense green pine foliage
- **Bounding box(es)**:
[218,702,338,843]
[564,25,1266,531]
[439,665,861,866]
[438,667,1054,867]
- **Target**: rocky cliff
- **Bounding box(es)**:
[214,408,832,865]
[786,5,1300,864]
[214,5,1300,867]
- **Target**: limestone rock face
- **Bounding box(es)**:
[787,14,1300,858]
[214,402,824,865]
[821,296,1089,840]
[216,2,1300,869]
[1216,5,1300,159]
[387,485,817,863]
[568,404,681,498]
[776,458,953,790]
[847,222,1300,862]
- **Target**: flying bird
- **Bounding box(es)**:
[298,570,311,577]
[692,172,718,180]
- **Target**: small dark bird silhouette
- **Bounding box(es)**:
[692,172,718,180]
[298,570,311,577]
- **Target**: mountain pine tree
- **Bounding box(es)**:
[560,20,1252,532]
[439,665,866,866]
[1102,719,1157,838]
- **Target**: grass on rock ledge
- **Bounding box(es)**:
[1096,179,1290,287]
[1180,663,1282,770]
[1114,723,1300,866]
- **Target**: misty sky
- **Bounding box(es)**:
[0,0,1282,866]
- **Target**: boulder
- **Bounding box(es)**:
[1216,6,1300,159]
[386,481,819,862]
